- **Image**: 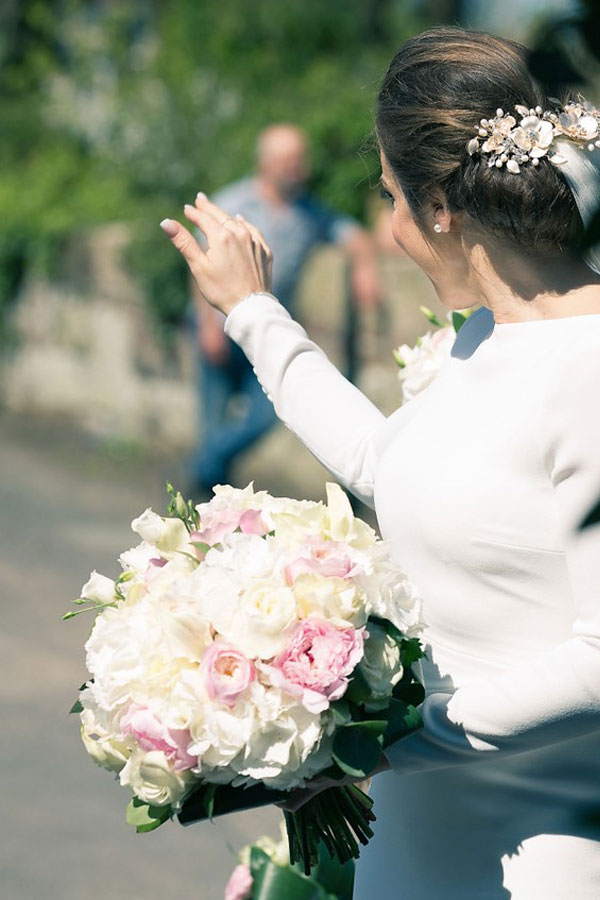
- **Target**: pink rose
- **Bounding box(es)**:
[121,706,195,771]
[286,538,360,584]
[270,618,364,713]
[225,864,253,900]
[201,641,255,706]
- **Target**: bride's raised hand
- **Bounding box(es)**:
[160,193,273,316]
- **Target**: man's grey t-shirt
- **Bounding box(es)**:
[211,177,357,309]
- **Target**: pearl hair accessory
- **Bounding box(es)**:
[433,223,443,233]
[466,97,600,174]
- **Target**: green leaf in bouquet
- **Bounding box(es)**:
[190,540,211,555]
[202,783,218,821]
[69,699,83,714]
[400,637,426,666]
[250,847,325,900]
[344,666,372,706]
[382,700,423,748]
[330,700,352,726]
[332,722,385,778]
[126,796,172,833]
[392,666,426,706]
[367,614,403,646]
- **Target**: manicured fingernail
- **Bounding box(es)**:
[196,191,206,200]
[183,204,195,214]
[159,219,177,237]
[235,213,244,220]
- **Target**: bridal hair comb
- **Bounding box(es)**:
[466,98,600,174]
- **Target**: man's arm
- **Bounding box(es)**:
[340,225,383,311]
[191,275,229,365]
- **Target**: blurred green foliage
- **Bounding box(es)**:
[0,0,425,338]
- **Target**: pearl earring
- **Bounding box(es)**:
[433,223,443,233]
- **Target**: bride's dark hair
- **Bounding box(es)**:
[376,27,583,251]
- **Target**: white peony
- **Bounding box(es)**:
[394,327,456,402]
[292,573,369,628]
[224,580,298,660]
[119,748,194,809]
[231,703,330,790]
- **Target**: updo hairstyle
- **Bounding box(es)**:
[376,27,583,252]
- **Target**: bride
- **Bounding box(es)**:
[160,27,600,900]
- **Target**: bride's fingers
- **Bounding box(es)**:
[234,214,273,282]
[183,203,225,242]
[159,218,206,275]
[194,191,235,224]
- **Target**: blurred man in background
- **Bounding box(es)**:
[189,123,382,497]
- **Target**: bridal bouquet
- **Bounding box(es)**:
[66,482,424,873]
[225,820,354,900]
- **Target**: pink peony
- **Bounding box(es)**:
[271,618,365,713]
[121,706,196,771]
[286,538,360,584]
[201,641,255,706]
[225,864,253,900]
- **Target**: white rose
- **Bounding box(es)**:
[80,694,132,772]
[292,573,368,627]
[360,622,403,710]
[80,571,116,604]
[261,496,330,547]
[119,748,194,809]
[224,581,298,660]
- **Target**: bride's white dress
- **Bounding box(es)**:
[224,294,600,898]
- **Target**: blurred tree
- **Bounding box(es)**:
[0,0,426,340]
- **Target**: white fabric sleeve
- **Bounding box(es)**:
[385,341,600,776]
[224,292,412,507]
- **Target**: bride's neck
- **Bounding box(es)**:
[434,241,600,323]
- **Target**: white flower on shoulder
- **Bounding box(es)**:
[394,327,456,402]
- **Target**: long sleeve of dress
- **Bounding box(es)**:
[225,293,408,507]
[226,293,600,778]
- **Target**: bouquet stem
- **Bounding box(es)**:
[285,785,375,876]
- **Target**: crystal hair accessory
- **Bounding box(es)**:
[466,99,600,174]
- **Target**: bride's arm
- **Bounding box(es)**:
[160,196,412,505]
[224,292,392,505]
[384,341,600,776]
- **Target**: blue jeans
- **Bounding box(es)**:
[190,339,277,488]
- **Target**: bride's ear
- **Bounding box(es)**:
[430,191,457,235]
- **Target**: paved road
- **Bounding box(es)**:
[0,412,279,900]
